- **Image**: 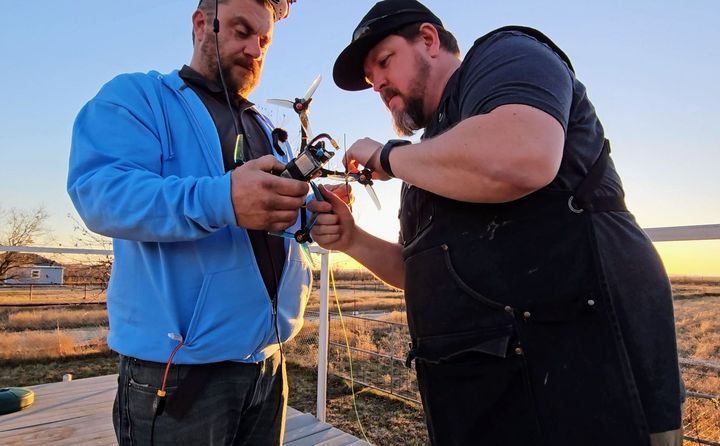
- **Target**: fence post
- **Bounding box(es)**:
[316,250,331,422]
[29,284,33,301]
[390,351,395,395]
[84,284,88,300]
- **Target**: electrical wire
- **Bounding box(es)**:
[150,340,184,446]
[213,0,244,167]
[330,266,371,444]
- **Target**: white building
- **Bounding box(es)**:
[4,265,64,285]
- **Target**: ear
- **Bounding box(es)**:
[192,9,208,47]
[417,23,441,57]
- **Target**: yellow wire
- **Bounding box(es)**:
[330,266,372,444]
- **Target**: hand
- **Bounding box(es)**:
[320,183,354,208]
[345,137,391,181]
[230,155,309,232]
[307,185,357,252]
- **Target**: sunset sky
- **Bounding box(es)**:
[0,1,718,275]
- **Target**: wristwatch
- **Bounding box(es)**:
[379,139,411,178]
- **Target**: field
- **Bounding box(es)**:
[0,276,718,445]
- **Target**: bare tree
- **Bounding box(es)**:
[0,206,50,281]
[63,213,113,288]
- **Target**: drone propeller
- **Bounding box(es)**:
[266,98,294,109]
[364,183,381,211]
[318,168,382,210]
[303,75,322,102]
[267,75,322,149]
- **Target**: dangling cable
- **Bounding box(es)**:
[150,337,185,446]
[330,266,371,444]
[213,0,244,167]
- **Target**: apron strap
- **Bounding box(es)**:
[569,139,628,213]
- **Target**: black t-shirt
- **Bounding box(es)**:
[423,30,681,432]
[179,66,286,299]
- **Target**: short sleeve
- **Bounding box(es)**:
[458,31,574,131]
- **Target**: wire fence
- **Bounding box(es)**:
[1,279,719,444]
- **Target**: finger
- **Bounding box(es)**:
[307,200,333,214]
[312,234,340,245]
[268,214,300,232]
[261,195,306,212]
[314,213,339,226]
[266,175,310,197]
[252,154,288,173]
[318,185,350,211]
[323,183,344,193]
[321,184,350,203]
[311,225,341,237]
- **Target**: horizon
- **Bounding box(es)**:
[0,1,718,276]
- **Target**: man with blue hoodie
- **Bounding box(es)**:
[67,1,315,444]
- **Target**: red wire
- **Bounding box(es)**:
[160,342,184,391]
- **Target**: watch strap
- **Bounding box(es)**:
[380,139,411,178]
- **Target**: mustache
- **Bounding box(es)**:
[232,56,260,74]
[381,88,401,106]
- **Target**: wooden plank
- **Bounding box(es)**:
[284,427,350,446]
[0,375,368,445]
[285,416,332,443]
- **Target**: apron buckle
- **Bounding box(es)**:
[568,196,584,214]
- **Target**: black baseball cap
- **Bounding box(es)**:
[333,0,443,91]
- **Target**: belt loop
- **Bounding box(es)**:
[405,341,417,368]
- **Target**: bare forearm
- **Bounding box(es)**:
[344,228,406,289]
[389,105,564,203]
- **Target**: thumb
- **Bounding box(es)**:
[319,185,350,214]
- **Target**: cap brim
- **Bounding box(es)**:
[333,34,387,92]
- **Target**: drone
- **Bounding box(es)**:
[267,76,381,264]
[267,75,382,209]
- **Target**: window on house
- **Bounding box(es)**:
[30,270,41,279]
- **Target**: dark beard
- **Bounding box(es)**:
[200,33,260,97]
[390,54,431,136]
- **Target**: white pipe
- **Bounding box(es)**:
[0,245,112,255]
[644,224,720,242]
[316,249,330,422]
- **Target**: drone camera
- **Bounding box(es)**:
[280,143,335,182]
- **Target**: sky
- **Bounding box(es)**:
[0,0,718,275]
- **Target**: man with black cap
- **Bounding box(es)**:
[308,0,684,445]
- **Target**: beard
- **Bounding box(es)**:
[384,54,432,137]
[200,33,262,98]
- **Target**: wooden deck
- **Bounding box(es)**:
[0,374,369,445]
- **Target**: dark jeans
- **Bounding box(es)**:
[113,350,287,446]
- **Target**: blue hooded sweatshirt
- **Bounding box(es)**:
[67,70,312,364]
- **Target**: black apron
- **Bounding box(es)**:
[400,27,651,446]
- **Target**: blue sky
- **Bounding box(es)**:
[0,1,718,272]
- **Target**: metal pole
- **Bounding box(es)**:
[316,250,331,422]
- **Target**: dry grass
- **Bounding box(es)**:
[0,328,109,361]
[0,276,717,445]
[0,285,107,305]
[306,290,405,313]
[6,308,108,330]
[673,295,720,360]
[672,279,720,300]
[0,353,118,388]
[376,310,408,325]
[287,362,428,446]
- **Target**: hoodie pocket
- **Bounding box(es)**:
[183,266,270,361]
